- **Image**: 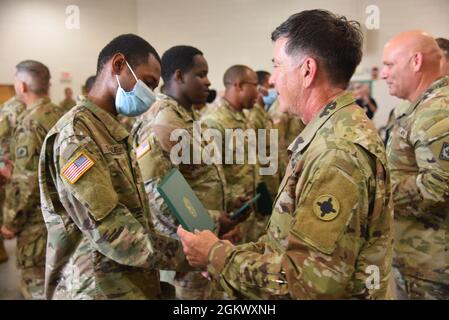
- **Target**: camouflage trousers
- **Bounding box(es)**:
[21,266,45,300]
[394,267,449,300]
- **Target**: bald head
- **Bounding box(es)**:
[382,30,443,101]
[223,65,255,86]
[385,30,442,67]
[222,65,258,110]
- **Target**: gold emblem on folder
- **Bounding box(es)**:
[183,197,198,218]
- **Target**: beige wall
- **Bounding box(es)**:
[137,0,362,92]
[0,0,138,104]
[359,0,449,127]
[1,0,448,128]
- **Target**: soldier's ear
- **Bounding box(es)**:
[174,69,184,84]
[411,52,424,72]
[302,58,318,88]
[111,53,126,76]
[18,81,27,94]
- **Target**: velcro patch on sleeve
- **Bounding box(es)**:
[135,140,151,159]
[62,152,95,184]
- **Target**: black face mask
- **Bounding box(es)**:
[206,89,217,103]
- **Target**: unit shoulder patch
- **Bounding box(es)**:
[313,194,340,221]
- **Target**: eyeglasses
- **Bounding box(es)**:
[241,81,258,87]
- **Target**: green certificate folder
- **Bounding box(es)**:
[157,168,215,232]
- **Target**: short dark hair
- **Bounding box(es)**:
[223,65,253,87]
[271,9,363,87]
[256,71,270,85]
[96,34,161,75]
[15,60,51,95]
[436,37,449,59]
[84,75,96,94]
[161,45,203,84]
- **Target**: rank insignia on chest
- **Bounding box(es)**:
[313,195,340,221]
[135,140,151,159]
[439,142,449,161]
[62,152,95,184]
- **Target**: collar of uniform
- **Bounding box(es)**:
[28,96,51,111]
[221,99,246,123]
[400,76,449,118]
[287,91,356,155]
[83,98,129,141]
[393,101,410,120]
[160,94,199,122]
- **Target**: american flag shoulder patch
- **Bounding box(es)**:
[135,140,151,159]
[62,152,95,184]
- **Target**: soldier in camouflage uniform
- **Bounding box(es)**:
[244,102,279,199]
[382,31,449,299]
[0,96,26,264]
[132,46,237,299]
[0,60,64,299]
[202,65,263,243]
[243,102,278,242]
[59,87,76,112]
[178,10,393,300]
[38,35,189,300]
[269,99,305,179]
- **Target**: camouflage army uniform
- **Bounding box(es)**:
[0,96,26,262]
[243,103,278,241]
[386,76,449,299]
[3,97,63,299]
[59,98,76,113]
[39,98,190,300]
[269,99,305,179]
[202,100,260,243]
[132,94,227,299]
[207,92,393,299]
[117,115,136,133]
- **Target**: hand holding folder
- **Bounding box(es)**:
[157,168,215,232]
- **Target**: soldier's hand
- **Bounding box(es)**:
[177,226,219,268]
[230,195,250,211]
[228,195,253,221]
[220,225,242,244]
[217,211,238,236]
[1,225,15,239]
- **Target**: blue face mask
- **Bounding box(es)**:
[115,61,156,117]
[262,88,278,108]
